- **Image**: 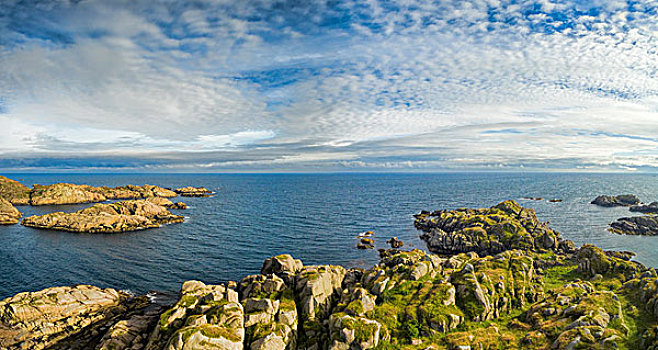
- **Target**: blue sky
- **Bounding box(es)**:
[1,0,657,172]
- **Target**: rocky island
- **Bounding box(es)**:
[3,200,658,349]
[0,175,210,232]
[591,194,641,207]
[22,200,185,233]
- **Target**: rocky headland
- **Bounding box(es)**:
[4,200,658,349]
[0,197,22,225]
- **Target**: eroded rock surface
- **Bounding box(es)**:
[0,175,31,205]
[0,285,132,350]
[0,197,21,225]
[22,200,184,233]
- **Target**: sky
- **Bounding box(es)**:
[0,0,657,172]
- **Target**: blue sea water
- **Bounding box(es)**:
[1,172,658,299]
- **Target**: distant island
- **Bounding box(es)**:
[2,199,658,349]
[0,175,210,232]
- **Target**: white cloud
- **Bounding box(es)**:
[1,0,657,171]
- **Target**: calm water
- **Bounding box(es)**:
[1,172,658,299]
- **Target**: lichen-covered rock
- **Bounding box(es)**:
[591,194,640,207]
[146,280,242,350]
[416,200,561,256]
[29,183,108,205]
[239,274,297,350]
[577,244,642,279]
[523,281,629,349]
[295,264,346,349]
[0,175,31,205]
[450,250,543,321]
[175,187,214,197]
[0,285,132,350]
[0,197,21,225]
[610,215,658,236]
[22,200,184,233]
[261,254,303,286]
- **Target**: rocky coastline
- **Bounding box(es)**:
[4,200,658,349]
[0,175,208,233]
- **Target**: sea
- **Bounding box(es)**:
[1,172,657,299]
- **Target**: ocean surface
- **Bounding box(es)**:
[1,172,658,299]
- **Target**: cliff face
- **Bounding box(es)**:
[3,200,658,349]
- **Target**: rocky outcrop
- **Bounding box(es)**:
[576,244,642,279]
[22,200,184,233]
[29,183,108,205]
[145,280,242,350]
[523,281,629,349]
[609,215,658,235]
[0,197,21,225]
[0,285,133,350]
[416,200,563,256]
[591,194,640,207]
[174,187,213,197]
[0,175,31,205]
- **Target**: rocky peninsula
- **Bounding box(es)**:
[591,194,641,207]
[3,200,658,349]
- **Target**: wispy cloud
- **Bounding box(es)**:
[0,0,657,171]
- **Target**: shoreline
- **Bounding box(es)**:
[3,200,658,349]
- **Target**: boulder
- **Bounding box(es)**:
[0,175,31,205]
[591,194,640,207]
[0,197,21,225]
[261,254,303,286]
[386,236,404,248]
[22,200,184,233]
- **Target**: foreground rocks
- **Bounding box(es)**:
[22,200,184,233]
[5,200,658,349]
[591,194,641,207]
[0,197,21,225]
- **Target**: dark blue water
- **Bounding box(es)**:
[1,172,658,299]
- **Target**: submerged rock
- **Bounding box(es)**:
[174,187,213,197]
[416,200,561,256]
[0,197,21,225]
[21,200,184,233]
[610,215,658,236]
[591,194,640,207]
[0,175,31,205]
